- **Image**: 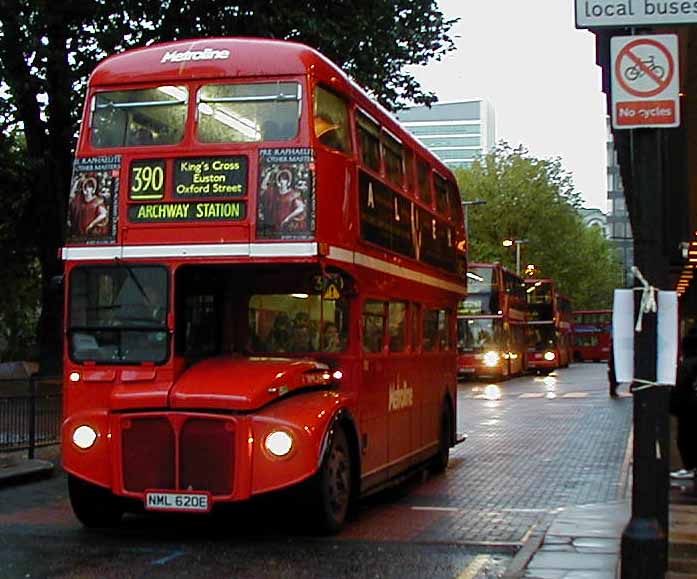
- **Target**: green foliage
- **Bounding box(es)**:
[0,130,40,361]
[455,143,623,309]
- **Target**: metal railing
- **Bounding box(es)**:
[0,375,62,458]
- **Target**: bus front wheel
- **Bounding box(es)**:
[312,426,352,534]
[431,405,452,473]
[68,475,123,528]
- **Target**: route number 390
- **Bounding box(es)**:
[130,160,166,199]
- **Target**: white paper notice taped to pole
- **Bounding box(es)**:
[613,289,635,383]
[657,291,678,386]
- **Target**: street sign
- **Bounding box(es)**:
[576,0,697,27]
[611,34,680,129]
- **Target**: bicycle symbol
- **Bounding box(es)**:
[623,55,665,82]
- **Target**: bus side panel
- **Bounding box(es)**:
[360,355,389,477]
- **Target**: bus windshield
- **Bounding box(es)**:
[69,265,168,364]
[458,318,501,353]
[467,267,495,294]
[197,82,301,143]
[528,325,557,352]
[91,86,188,148]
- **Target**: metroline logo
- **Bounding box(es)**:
[161,48,231,63]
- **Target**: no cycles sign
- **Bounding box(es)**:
[611,34,680,129]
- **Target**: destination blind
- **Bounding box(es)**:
[128,201,246,222]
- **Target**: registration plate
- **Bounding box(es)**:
[459,367,475,374]
[144,490,211,513]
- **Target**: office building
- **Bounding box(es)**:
[396,99,495,169]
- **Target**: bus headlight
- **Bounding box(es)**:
[544,351,556,361]
[72,425,97,449]
[264,430,294,457]
[483,351,500,367]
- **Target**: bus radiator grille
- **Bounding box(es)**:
[180,418,235,495]
[122,416,175,493]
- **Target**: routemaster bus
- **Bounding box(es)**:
[457,263,527,379]
[524,279,572,372]
[60,38,467,532]
[572,309,612,362]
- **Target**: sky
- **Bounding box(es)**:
[407,0,608,210]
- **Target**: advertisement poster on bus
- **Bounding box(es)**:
[256,148,315,240]
[67,155,120,244]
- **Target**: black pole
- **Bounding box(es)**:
[28,372,37,460]
[620,128,670,577]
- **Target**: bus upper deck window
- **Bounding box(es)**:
[382,132,404,188]
[197,82,301,143]
[357,113,380,173]
[91,86,188,148]
[313,86,351,153]
[417,160,432,206]
[434,174,448,215]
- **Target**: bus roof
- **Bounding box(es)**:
[91,37,333,86]
[88,37,457,183]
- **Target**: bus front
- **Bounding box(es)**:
[525,279,560,372]
[572,310,612,362]
[61,39,357,531]
[457,265,509,379]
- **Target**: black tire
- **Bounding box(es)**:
[312,426,352,534]
[68,475,124,528]
[430,405,452,474]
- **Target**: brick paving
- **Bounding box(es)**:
[339,364,633,546]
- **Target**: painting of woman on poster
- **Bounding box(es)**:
[256,148,315,239]
[68,176,109,238]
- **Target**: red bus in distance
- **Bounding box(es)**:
[61,38,467,532]
[457,263,527,379]
[572,309,612,362]
[524,279,572,372]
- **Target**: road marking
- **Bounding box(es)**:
[410,506,460,512]
[562,392,589,398]
[151,549,186,566]
[457,555,493,579]
[519,393,544,398]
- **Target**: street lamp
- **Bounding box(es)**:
[502,238,529,275]
[461,200,487,238]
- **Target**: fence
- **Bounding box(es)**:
[0,375,62,458]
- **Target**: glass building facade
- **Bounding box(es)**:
[396,100,496,169]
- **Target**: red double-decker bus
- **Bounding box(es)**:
[60,38,467,532]
[456,263,527,379]
[572,310,612,362]
[524,279,572,372]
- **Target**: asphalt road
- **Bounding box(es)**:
[0,363,631,578]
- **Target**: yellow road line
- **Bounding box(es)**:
[457,555,493,579]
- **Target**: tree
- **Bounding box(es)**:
[0,0,456,371]
[0,129,40,361]
[455,143,622,309]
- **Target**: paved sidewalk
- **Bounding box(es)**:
[0,447,58,487]
[509,479,697,578]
